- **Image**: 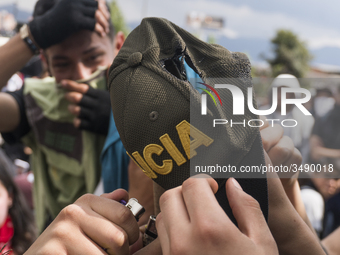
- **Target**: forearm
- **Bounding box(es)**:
[282,179,317,236]
[313,147,340,159]
[321,227,340,255]
[310,135,340,160]
[0,93,20,132]
[268,177,325,255]
[0,34,34,89]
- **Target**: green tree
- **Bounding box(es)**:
[207,34,216,44]
[109,0,129,36]
[267,29,312,78]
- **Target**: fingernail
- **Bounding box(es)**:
[61,80,66,86]
[231,178,243,190]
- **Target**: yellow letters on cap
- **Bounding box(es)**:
[129,120,214,180]
[128,151,157,179]
[143,144,173,175]
[160,134,186,166]
[176,120,214,159]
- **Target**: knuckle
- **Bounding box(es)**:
[262,235,276,247]
[261,137,270,151]
[273,124,283,133]
[95,12,104,22]
[118,205,134,226]
[70,107,77,115]
[258,232,277,251]
[282,135,294,147]
[76,193,95,204]
[195,221,218,240]
[109,229,128,251]
[75,93,83,102]
[95,23,104,31]
[169,241,188,255]
[64,92,71,100]
[38,246,66,255]
[59,204,83,221]
[292,148,302,164]
[275,143,292,161]
[67,94,76,102]
[159,189,175,207]
[73,118,80,128]
[155,213,163,229]
[72,105,79,113]
[80,85,89,94]
[278,146,291,159]
[114,206,139,245]
[51,222,70,239]
[182,177,199,191]
[243,195,261,211]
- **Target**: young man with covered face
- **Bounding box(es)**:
[0,0,147,232]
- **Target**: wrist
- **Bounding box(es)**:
[280,173,299,190]
[20,24,40,54]
[27,25,40,51]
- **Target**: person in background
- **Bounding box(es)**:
[310,85,340,162]
[263,74,315,164]
[300,177,326,237]
[0,157,36,255]
[300,174,340,238]
[309,85,340,238]
[0,0,123,232]
[0,0,155,232]
[322,178,340,238]
[312,88,334,120]
[0,149,16,177]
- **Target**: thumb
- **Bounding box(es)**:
[226,178,270,243]
[100,188,129,203]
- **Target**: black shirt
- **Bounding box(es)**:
[312,105,340,150]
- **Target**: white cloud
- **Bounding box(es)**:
[3,0,339,50]
[0,0,35,12]
[116,0,340,50]
[219,28,238,39]
[308,38,340,50]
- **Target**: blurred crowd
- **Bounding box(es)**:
[258,75,340,239]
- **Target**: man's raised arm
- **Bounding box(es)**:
[0,34,34,132]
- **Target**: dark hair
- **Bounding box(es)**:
[32,0,116,40]
[0,159,37,254]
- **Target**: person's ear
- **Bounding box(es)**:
[114,31,125,52]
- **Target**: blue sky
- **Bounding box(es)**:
[2,0,340,65]
[115,0,340,50]
[114,0,340,65]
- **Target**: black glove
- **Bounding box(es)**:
[29,0,98,49]
[78,86,111,136]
